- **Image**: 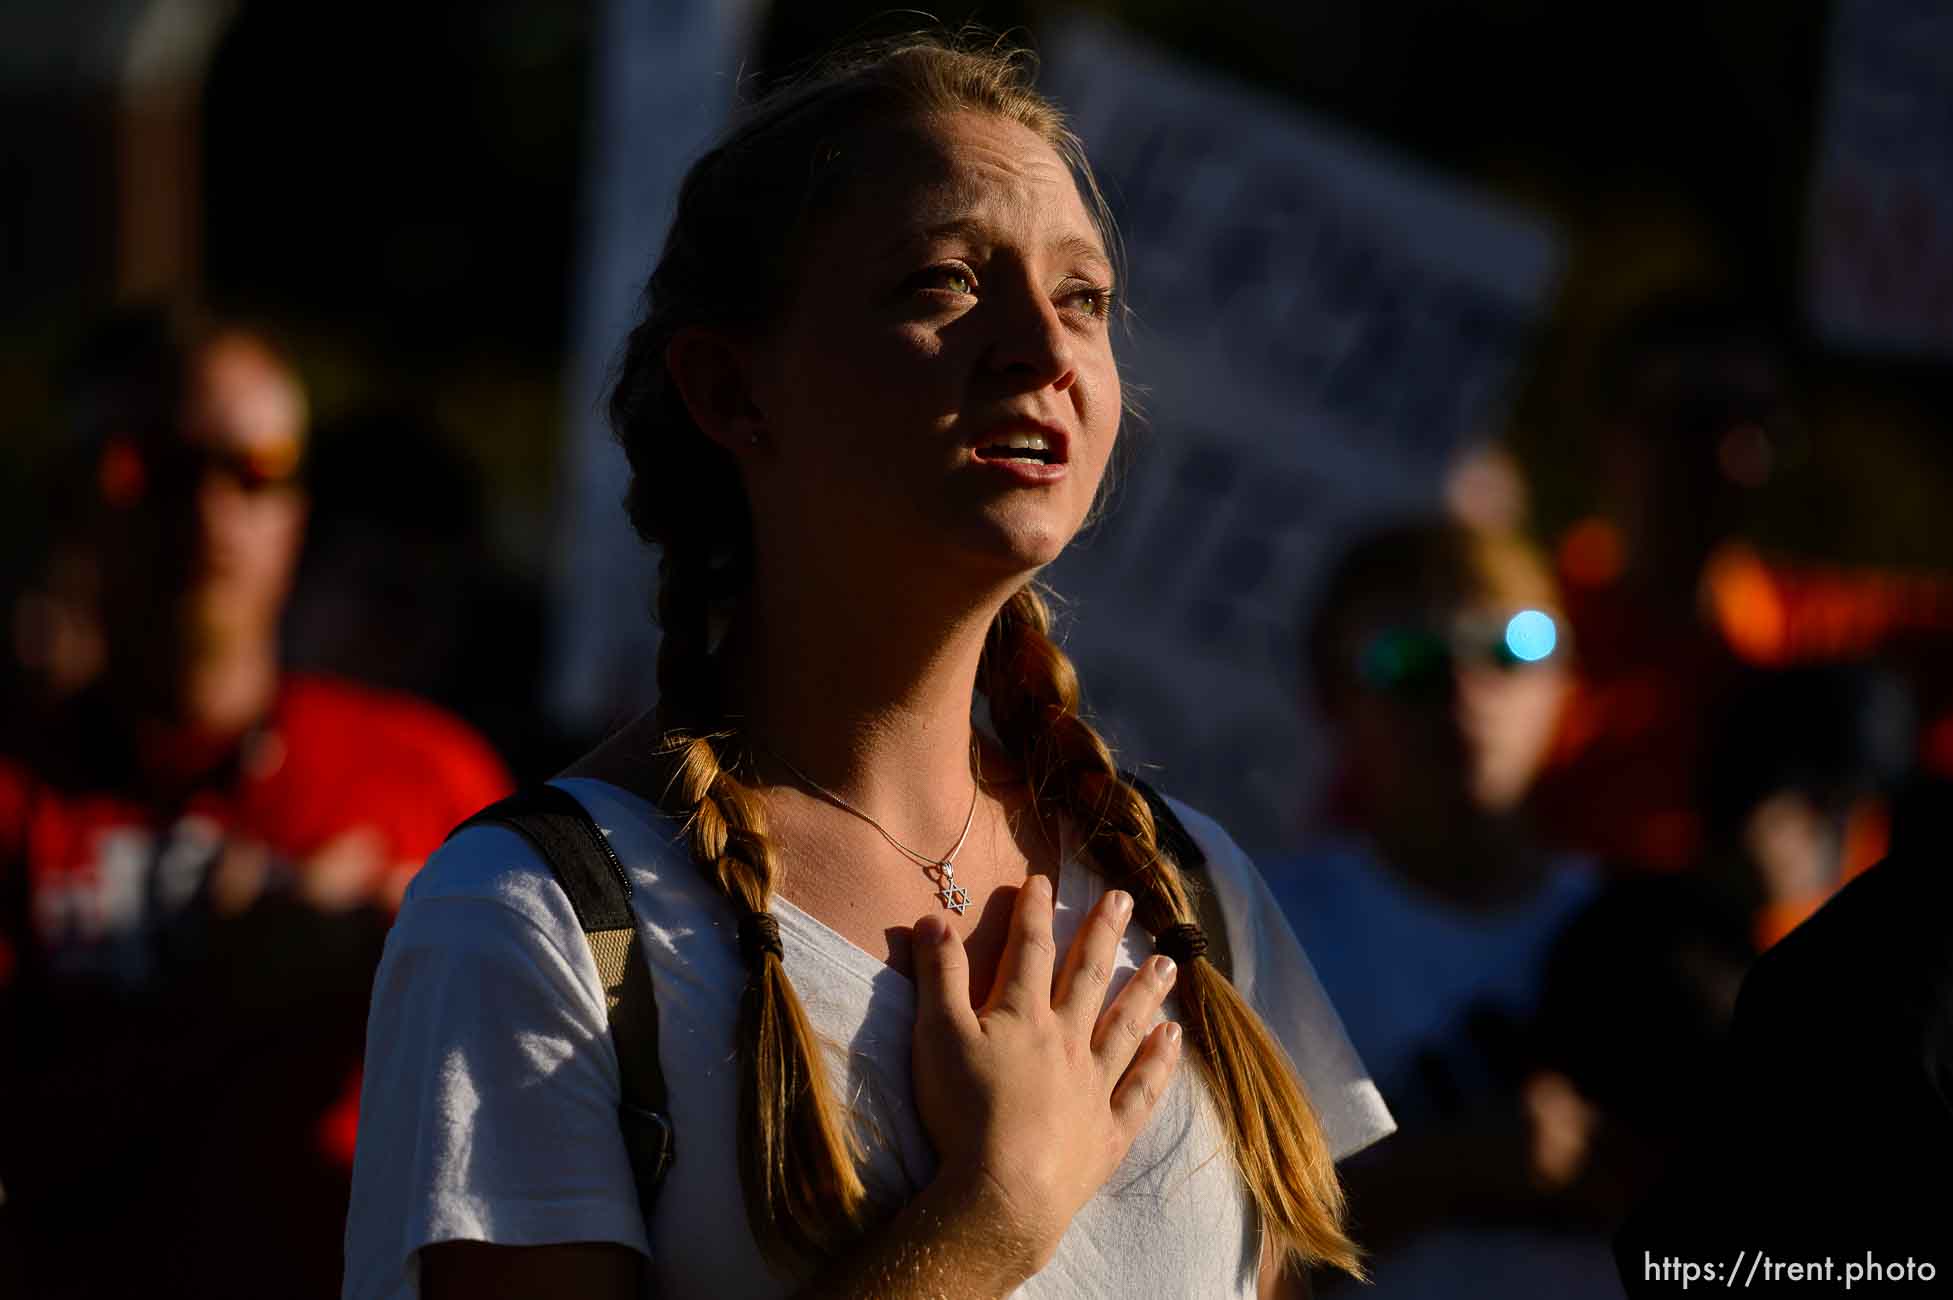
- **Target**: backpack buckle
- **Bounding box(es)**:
[619,1102,675,1203]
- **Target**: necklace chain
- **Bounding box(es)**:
[755,737,982,914]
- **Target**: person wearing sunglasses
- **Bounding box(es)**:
[0,308,512,1300]
[1263,521,1620,1298]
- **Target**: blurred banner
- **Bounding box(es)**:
[1806,0,1953,360]
[548,0,758,736]
[1040,17,1562,854]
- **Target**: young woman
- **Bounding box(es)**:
[344,34,1392,1300]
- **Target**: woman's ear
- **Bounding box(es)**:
[666,327,767,453]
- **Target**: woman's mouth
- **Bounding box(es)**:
[972,432,1060,465]
[966,418,1071,483]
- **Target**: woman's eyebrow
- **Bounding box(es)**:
[1051,232,1115,281]
[885,219,1112,278]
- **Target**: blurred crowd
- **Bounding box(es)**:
[0,309,516,1298]
[1263,298,1953,1295]
[5,15,1953,1300]
[4,288,1949,1298]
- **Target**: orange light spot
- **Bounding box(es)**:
[1704,543,1788,665]
[1755,896,1826,951]
[1840,798,1890,884]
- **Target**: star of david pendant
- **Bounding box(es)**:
[935,861,972,914]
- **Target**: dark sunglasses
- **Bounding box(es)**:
[99,435,302,507]
[1356,610,1560,693]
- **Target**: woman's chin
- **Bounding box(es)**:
[953,517,1074,579]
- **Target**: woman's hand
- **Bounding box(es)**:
[909,876,1185,1277]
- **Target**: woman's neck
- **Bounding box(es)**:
[716,562,1024,850]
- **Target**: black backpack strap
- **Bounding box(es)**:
[1120,771,1236,982]
[448,784,674,1213]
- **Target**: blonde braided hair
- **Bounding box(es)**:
[609,29,1360,1279]
[983,584,1358,1275]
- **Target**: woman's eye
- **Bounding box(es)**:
[920,266,976,295]
[1064,285,1116,319]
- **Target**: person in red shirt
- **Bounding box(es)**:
[0,308,511,1300]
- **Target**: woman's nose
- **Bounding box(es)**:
[985,280,1076,393]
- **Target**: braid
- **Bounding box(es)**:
[601,24,1269,1277]
[646,550,872,1264]
[981,584,1363,1279]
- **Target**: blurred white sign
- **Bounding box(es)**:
[1807,0,1953,359]
[548,0,758,736]
[1040,17,1562,855]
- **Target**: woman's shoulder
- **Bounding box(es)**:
[1147,790,1234,858]
[1143,787,1399,1162]
[402,773,697,942]
[1139,791,1266,940]
[403,814,569,928]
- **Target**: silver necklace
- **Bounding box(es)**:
[758,738,981,915]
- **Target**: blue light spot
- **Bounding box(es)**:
[1505,610,1557,663]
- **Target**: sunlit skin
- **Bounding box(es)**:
[460,107,1321,1300]
[661,110,1123,992]
[550,108,1218,1298]
[749,112,1119,585]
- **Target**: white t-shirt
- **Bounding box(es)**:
[343,777,1394,1299]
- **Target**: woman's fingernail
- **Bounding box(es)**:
[1154,955,1177,982]
[1109,890,1133,918]
[1164,1022,1183,1047]
[916,915,947,945]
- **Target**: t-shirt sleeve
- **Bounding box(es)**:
[342,827,649,1300]
[1165,796,1397,1162]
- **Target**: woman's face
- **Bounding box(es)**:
[744,110,1121,586]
